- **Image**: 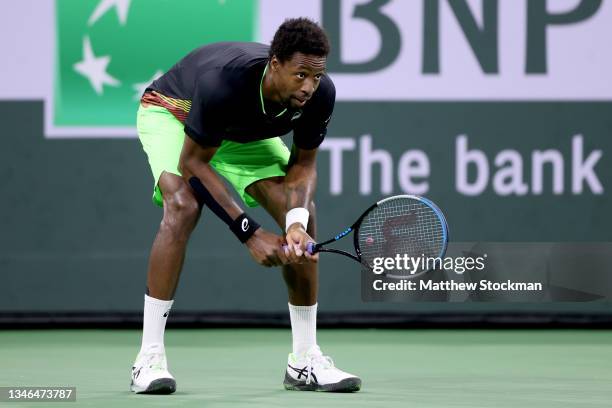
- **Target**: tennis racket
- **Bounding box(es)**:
[308,195,449,279]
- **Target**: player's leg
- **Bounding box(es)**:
[211,137,360,391]
[147,172,201,301]
[246,176,361,393]
[131,103,200,394]
[245,176,318,306]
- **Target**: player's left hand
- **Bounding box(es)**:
[285,224,318,264]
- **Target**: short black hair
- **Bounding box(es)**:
[269,18,330,63]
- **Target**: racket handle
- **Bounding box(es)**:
[282,243,317,255]
[307,242,315,255]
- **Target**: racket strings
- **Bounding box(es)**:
[358,198,446,276]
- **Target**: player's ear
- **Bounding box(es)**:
[270,56,280,72]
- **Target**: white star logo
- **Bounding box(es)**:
[132,70,164,100]
[73,36,121,95]
[88,0,132,26]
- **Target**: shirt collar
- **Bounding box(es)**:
[259,63,287,118]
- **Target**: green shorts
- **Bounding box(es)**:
[136,104,291,207]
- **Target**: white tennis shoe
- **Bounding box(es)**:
[130,343,176,394]
[283,345,361,392]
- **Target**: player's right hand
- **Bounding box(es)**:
[245,228,290,267]
[285,224,318,264]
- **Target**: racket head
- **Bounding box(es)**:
[354,195,449,279]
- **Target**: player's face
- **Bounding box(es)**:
[271,52,326,109]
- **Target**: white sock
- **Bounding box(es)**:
[140,294,174,352]
[288,302,317,356]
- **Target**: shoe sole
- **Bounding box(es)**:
[130,378,176,394]
[283,372,361,392]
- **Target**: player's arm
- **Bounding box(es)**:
[285,147,317,213]
[283,147,318,262]
[179,136,289,267]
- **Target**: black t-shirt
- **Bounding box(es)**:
[147,42,335,149]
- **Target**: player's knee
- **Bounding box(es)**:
[163,189,200,225]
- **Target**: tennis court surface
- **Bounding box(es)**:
[1,329,610,408]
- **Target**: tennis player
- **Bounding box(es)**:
[131,18,361,394]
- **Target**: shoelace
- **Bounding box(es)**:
[304,346,334,385]
[142,351,166,371]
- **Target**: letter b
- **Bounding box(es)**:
[456,135,489,195]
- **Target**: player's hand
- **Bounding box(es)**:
[245,228,289,267]
[285,224,319,264]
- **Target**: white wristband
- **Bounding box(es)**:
[285,207,309,233]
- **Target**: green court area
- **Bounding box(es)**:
[0,329,610,407]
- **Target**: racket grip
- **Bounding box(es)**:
[307,242,315,255]
[282,243,317,255]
